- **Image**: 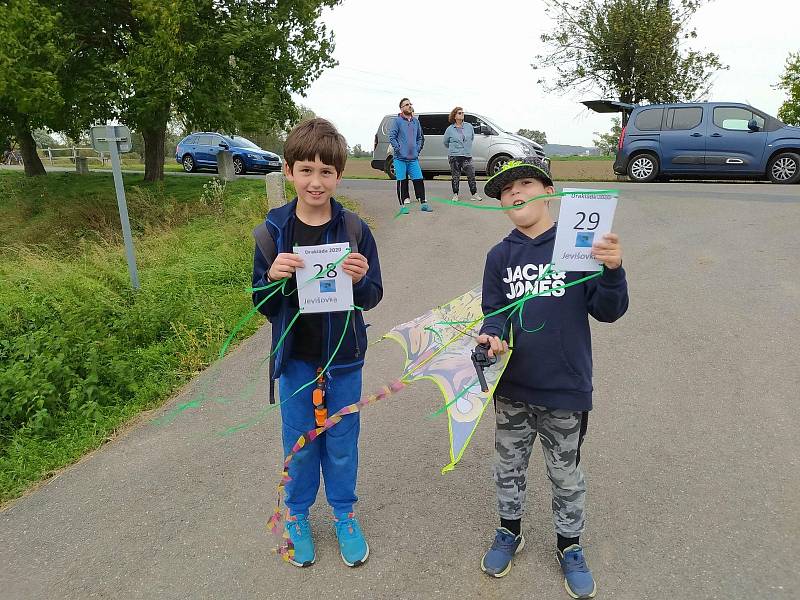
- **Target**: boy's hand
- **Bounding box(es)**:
[268,252,304,281]
[476,334,508,358]
[342,252,369,284]
[592,233,623,269]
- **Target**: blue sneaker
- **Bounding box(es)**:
[334,513,369,567]
[420,202,433,212]
[399,206,410,215]
[480,527,525,577]
[285,514,315,567]
[558,544,596,598]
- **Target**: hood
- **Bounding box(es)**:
[507,132,543,151]
[503,225,556,246]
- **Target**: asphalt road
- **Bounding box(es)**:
[2,178,799,600]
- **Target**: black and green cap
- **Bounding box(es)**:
[484,156,554,199]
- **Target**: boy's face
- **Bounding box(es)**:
[284,155,342,210]
[499,177,554,229]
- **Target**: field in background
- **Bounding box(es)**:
[342,156,617,181]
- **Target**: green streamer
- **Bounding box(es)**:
[427,189,619,211]
[220,279,287,358]
[426,378,480,419]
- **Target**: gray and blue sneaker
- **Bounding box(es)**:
[285,514,315,567]
[480,527,525,577]
[333,512,369,567]
[420,202,433,212]
[557,544,596,598]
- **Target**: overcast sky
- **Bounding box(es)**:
[293,0,800,151]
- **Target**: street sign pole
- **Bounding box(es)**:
[106,125,140,290]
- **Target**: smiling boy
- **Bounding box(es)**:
[476,157,628,598]
[251,118,383,568]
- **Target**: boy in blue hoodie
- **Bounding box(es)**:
[252,118,383,568]
[476,157,628,598]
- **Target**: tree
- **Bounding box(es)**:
[118,0,340,181]
[517,129,548,145]
[534,0,726,124]
[0,0,122,176]
[593,117,623,155]
[776,52,800,126]
[350,144,370,158]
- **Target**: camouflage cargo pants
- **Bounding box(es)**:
[494,395,588,537]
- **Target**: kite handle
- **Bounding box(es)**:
[471,343,496,393]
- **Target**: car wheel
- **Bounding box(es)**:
[767,152,800,184]
[385,157,396,180]
[487,155,512,176]
[233,156,245,175]
[182,154,196,173]
[627,153,659,183]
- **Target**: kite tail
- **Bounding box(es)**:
[266,378,407,560]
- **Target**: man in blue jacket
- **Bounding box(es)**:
[252,118,383,569]
[475,157,628,599]
[388,98,432,214]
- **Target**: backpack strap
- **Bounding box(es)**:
[342,209,363,254]
[252,222,276,265]
[252,222,278,404]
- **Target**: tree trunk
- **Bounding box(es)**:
[142,122,167,182]
[15,122,46,177]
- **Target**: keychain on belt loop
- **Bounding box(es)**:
[312,367,327,427]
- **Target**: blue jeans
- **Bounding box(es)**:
[279,358,362,516]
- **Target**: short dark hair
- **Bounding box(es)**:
[283,118,348,175]
[448,106,464,123]
[399,97,410,108]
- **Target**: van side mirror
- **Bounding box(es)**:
[476,124,489,135]
[747,119,760,132]
[219,141,229,149]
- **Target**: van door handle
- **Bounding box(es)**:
[691,133,703,137]
[711,133,722,137]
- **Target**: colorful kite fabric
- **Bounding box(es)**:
[381,284,511,473]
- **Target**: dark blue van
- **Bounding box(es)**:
[175,132,282,175]
[584,101,800,183]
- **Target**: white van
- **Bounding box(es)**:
[371,111,546,179]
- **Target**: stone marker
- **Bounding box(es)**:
[217,150,236,181]
[265,171,287,207]
[75,156,89,174]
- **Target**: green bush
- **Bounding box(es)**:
[0,172,279,501]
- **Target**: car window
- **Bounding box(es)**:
[183,136,197,145]
[464,114,479,126]
[231,136,259,149]
[664,107,703,130]
[634,108,664,131]
[418,114,450,135]
[713,107,766,131]
[196,135,212,145]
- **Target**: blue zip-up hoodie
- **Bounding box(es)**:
[443,122,475,157]
[388,114,424,161]
[251,198,383,380]
[480,225,628,411]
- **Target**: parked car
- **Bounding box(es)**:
[371,111,546,179]
[584,100,800,184]
[175,132,282,175]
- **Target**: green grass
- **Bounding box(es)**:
[0,171,357,504]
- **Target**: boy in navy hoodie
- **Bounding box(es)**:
[252,118,383,568]
[476,157,628,598]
